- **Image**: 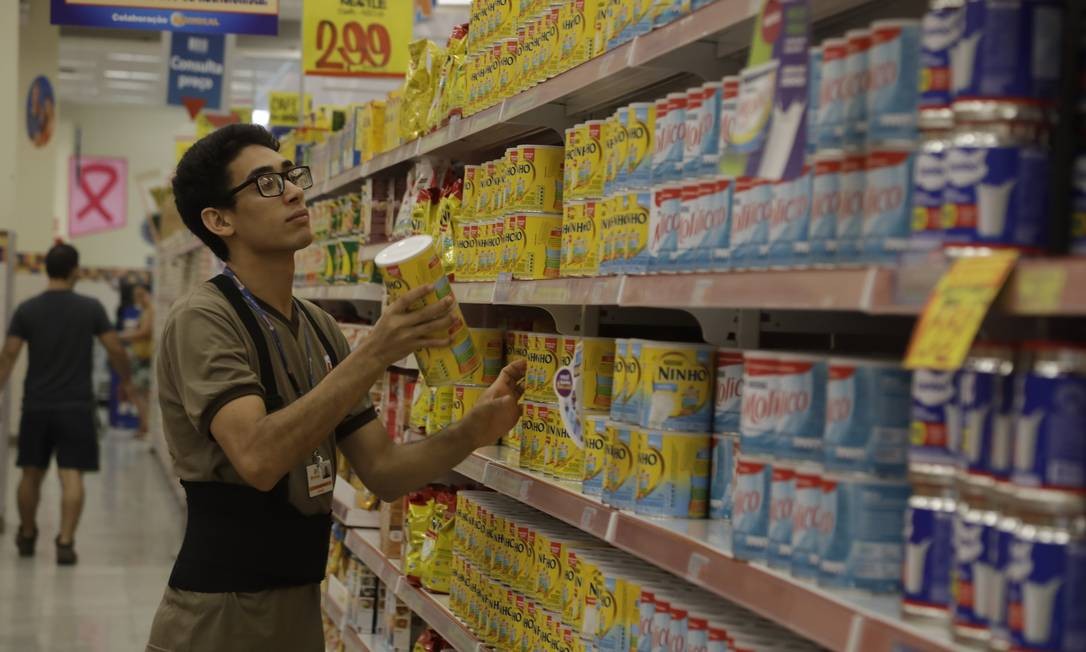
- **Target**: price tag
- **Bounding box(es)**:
[302,0,412,78]
[904,251,1019,370]
[269,91,313,127]
[1013,265,1067,314]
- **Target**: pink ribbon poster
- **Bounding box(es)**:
[69,156,127,237]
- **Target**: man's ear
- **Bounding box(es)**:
[202,207,235,239]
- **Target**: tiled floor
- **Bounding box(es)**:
[0,431,184,651]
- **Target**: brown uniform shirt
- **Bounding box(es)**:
[147,281,373,652]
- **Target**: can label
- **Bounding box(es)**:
[766,168,813,267]
[952,0,1063,102]
[958,365,1015,481]
[634,430,711,518]
[1013,367,1086,491]
[519,145,565,213]
[836,152,866,262]
[740,354,779,455]
[910,369,960,467]
[579,337,615,412]
[790,469,823,579]
[624,339,644,423]
[775,355,827,461]
[730,178,773,267]
[583,415,609,496]
[843,30,871,146]
[604,424,636,509]
[468,328,506,385]
[838,478,909,593]
[624,191,653,274]
[903,498,954,612]
[699,84,724,176]
[1005,531,1086,651]
[610,339,628,422]
[638,343,714,432]
[709,433,738,519]
[810,154,841,263]
[952,506,995,633]
[452,384,487,425]
[919,7,956,109]
[866,21,920,141]
[626,104,656,188]
[767,465,797,568]
[944,143,1050,249]
[579,121,606,198]
[682,87,708,178]
[733,457,771,561]
[861,148,914,262]
[912,142,946,238]
[649,185,684,271]
[817,39,848,148]
[713,350,744,432]
[824,362,911,476]
[652,96,686,184]
[513,214,563,280]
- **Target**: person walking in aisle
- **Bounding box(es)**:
[147,124,525,652]
[0,243,135,565]
[120,283,154,439]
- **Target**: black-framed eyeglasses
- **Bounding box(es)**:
[230,165,313,198]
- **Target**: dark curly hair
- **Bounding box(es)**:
[173,124,280,261]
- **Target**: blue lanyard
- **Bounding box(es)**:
[223,266,316,395]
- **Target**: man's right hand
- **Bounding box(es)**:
[365,285,457,366]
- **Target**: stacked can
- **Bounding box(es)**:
[451,491,819,652]
[908,342,1086,648]
[709,349,743,521]
[562,120,606,276]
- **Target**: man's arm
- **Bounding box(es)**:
[98,331,133,384]
[339,360,526,501]
[210,285,457,492]
[0,335,25,390]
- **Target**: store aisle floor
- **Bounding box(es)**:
[0,430,183,652]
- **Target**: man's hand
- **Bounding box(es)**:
[363,285,457,367]
[461,360,526,448]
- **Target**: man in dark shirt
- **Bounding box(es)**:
[0,244,133,564]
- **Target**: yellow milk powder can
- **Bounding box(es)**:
[561,200,585,276]
[638,341,715,432]
[467,327,506,385]
[634,428,711,518]
[582,412,610,496]
[517,144,565,213]
[578,336,615,412]
[580,120,606,198]
[375,235,479,385]
[513,214,563,280]
[451,384,488,424]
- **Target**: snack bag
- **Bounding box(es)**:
[403,489,435,584]
[432,172,463,275]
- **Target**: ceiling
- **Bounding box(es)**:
[56,0,468,111]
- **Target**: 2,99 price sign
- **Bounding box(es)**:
[302,0,412,78]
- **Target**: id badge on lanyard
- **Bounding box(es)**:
[306,451,334,497]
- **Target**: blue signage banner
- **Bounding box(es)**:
[50,0,278,36]
[167,32,225,113]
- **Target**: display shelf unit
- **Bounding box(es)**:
[323,573,385,652]
[296,257,1086,316]
[451,446,955,652]
[342,626,382,652]
[344,528,489,652]
[308,0,899,200]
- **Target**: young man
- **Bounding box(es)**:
[147,124,525,652]
[0,243,134,565]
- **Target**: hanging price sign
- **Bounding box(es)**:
[904,251,1019,371]
[302,0,412,78]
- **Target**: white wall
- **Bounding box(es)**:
[54,103,193,269]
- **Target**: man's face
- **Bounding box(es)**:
[223,144,312,257]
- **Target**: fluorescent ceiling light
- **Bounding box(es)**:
[104,70,160,81]
[106,52,161,64]
[252,109,270,126]
[105,80,153,91]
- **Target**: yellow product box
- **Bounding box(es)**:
[463,165,480,220]
[517,144,565,213]
[474,218,494,281]
[499,37,521,97]
[564,126,581,201]
[375,236,479,385]
[473,162,492,219]
[427,384,455,432]
[519,401,541,470]
[465,51,482,115]
[451,383,487,424]
[537,6,560,79]
[453,218,473,281]
[561,201,584,276]
[578,336,615,411]
[580,120,606,198]
[637,341,714,431]
[634,428,711,518]
[487,160,505,218]
[512,213,563,281]
[467,326,506,384]
[625,190,651,266]
[535,333,563,402]
[603,111,626,192]
[503,148,520,214]
[561,0,600,69]
[354,101,385,162]
[625,101,655,183]
[409,376,431,431]
[563,198,599,276]
[518,22,536,88]
[581,413,609,493]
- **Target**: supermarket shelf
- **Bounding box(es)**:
[298,257,1086,315]
[309,0,884,200]
[453,446,957,652]
[332,478,382,529]
[345,529,488,652]
[324,574,350,631]
[343,627,383,652]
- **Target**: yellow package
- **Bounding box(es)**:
[579,336,615,411]
[580,120,606,198]
[565,124,586,201]
[431,24,468,128]
[420,493,458,593]
[581,413,609,490]
[563,199,597,276]
[427,384,454,432]
[565,0,600,69]
[518,144,565,213]
[404,494,435,581]
[454,218,472,281]
[625,191,650,264]
[467,327,505,385]
[483,160,502,218]
[409,375,431,431]
[384,90,403,151]
[561,201,585,277]
[503,147,519,214]
[462,165,479,220]
[451,383,487,424]
[512,214,563,280]
[354,101,385,162]
[432,178,463,274]
[499,37,520,98]
[401,40,441,142]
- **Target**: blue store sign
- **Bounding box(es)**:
[167,32,225,113]
[50,0,278,36]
